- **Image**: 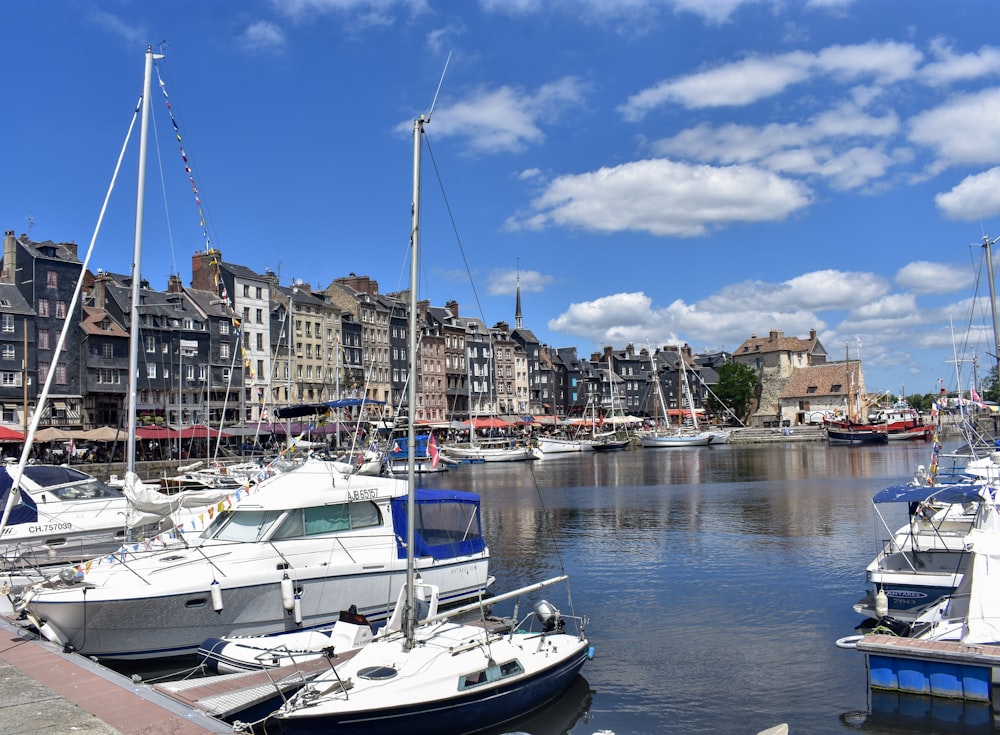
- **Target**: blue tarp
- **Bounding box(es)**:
[0,470,38,525]
[872,483,987,505]
[390,488,486,560]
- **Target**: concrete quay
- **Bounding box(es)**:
[0,614,228,735]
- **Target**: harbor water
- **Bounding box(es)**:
[422,440,996,735]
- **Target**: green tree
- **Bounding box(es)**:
[706,362,759,423]
[984,364,1000,403]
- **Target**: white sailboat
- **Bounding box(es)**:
[270,111,591,735]
[640,347,713,448]
[9,49,492,661]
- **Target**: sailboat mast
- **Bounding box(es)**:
[126,46,155,475]
[983,236,1000,380]
[404,115,425,648]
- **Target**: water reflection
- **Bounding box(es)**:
[427,442,980,735]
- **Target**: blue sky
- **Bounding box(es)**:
[6,0,1000,397]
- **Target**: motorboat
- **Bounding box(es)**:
[0,464,182,571]
[11,456,492,660]
[853,481,997,622]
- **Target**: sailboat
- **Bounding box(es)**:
[9,49,492,661]
[640,347,713,448]
[270,113,592,735]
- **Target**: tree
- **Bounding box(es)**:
[706,362,759,423]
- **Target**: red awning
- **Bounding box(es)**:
[135,426,179,440]
[178,425,231,439]
[0,426,24,441]
[465,416,511,429]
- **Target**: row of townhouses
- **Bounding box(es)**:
[0,230,870,433]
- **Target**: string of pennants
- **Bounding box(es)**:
[80,432,315,570]
[153,60,257,386]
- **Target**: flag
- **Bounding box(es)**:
[391,440,404,455]
[972,387,982,403]
[428,433,440,468]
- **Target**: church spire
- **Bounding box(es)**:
[515,259,523,330]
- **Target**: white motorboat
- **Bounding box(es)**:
[0,464,182,571]
[853,481,996,622]
[443,439,536,463]
[13,456,491,660]
[535,435,591,454]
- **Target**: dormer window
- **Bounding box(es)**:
[831,383,842,393]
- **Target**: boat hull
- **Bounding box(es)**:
[275,641,590,735]
[23,556,489,659]
[826,427,888,445]
[639,433,712,448]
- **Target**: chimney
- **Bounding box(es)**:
[768,329,783,341]
[445,300,459,317]
[809,328,817,340]
[167,274,184,293]
[2,230,15,284]
[191,249,222,291]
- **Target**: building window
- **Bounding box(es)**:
[1,345,13,360]
[0,314,13,333]
[46,270,58,288]
[145,336,155,352]
[38,329,49,350]
[102,343,113,359]
[38,362,48,383]
[1,372,17,386]
[220,343,230,359]
[38,299,50,317]
[56,364,67,384]
[55,300,67,319]
[220,320,230,335]
[147,364,156,379]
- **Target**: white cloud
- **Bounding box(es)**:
[274,0,429,26]
[619,42,920,119]
[88,10,146,46]
[410,77,588,154]
[485,268,554,296]
[935,167,1000,221]
[896,261,975,294]
[921,38,1000,86]
[909,88,1000,168]
[512,159,811,236]
[239,21,286,52]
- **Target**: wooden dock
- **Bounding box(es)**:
[855,634,1000,701]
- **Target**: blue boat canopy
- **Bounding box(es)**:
[0,471,38,526]
[872,483,986,505]
[390,489,486,560]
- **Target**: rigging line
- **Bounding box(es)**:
[149,89,179,280]
[153,60,215,255]
[423,133,490,332]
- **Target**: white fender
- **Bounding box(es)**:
[281,574,295,611]
[210,580,223,613]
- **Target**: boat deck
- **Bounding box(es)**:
[856,633,1000,665]
[152,651,353,719]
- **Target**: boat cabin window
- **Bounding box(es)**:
[202,509,284,542]
[458,659,524,690]
[270,501,381,540]
[20,466,121,500]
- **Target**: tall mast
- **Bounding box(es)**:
[983,236,1000,380]
[404,115,425,649]
[126,46,156,475]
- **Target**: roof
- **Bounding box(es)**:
[779,361,861,399]
[735,330,819,356]
[80,305,128,337]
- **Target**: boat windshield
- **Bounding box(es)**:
[201,509,285,542]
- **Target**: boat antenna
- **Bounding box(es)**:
[426,51,452,122]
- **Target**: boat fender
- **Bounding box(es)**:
[210,580,223,613]
[281,574,295,611]
[835,635,863,650]
[39,620,69,647]
[587,646,595,660]
[293,594,302,625]
[875,587,888,618]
